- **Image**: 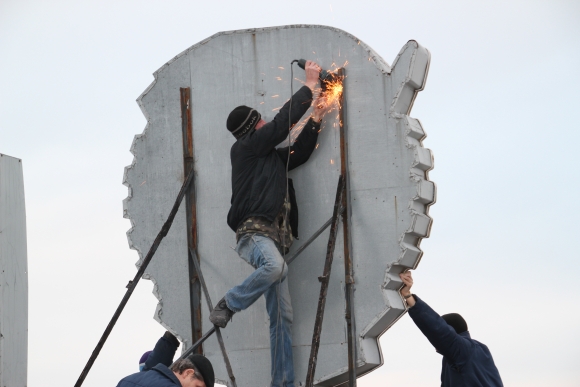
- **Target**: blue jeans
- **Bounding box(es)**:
[225,234,294,387]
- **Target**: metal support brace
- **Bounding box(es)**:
[338,67,358,387]
[304,176,345,387]
[188,248,237,387]
[181,87,203,352]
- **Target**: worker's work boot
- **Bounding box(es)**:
[209,297,234,328]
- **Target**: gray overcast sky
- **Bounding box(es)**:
[1,0,579,386]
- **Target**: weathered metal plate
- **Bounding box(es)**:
[0,154,28,387]
[124,25,433,386]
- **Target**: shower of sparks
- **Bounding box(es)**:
[271,95,279,98]
[276,77,282,80]
[330,159,334,165]
[322,75,344,109]
[278,67,284,70]
[140,180,147,186]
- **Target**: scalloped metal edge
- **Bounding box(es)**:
[318,40,434,386]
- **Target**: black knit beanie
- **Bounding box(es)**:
[227,105,261,139]
[441,313,468,334]
[187,354,215,387]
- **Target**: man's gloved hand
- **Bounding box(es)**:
[163,330,180,348]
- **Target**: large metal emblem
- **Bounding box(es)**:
[123,25,434,386]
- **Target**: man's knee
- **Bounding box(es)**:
[268,258,287,280]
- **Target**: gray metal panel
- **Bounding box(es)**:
[123,54,194,346]
[0,153,28,387]
[124,25,433,386]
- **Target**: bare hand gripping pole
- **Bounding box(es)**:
[74,168,195,387]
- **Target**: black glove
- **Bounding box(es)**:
[163,330,180,348]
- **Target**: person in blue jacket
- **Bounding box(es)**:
[117,331,214,387]
[399,271,503,387]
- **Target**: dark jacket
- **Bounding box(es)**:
[143,335,179,371]
[408,295,503,387]
[117,364,181,387]
[227,85,320,237]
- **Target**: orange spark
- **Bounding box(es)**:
[321,74,344,108]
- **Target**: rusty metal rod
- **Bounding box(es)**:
[189,248,237,387]
[173,326,217,365]
[338,67,358,387]
[74,168,195,387]
[304,175,345,387]
[181,87,203,352]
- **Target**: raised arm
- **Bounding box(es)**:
[143,331,180,371]
[400,272,472,367]
[244,61,321,156]
[276,95,329,170]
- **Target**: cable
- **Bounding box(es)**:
[271,59,300,386]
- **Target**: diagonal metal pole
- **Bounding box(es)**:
[189,248,238,387]
[74,168,195,387]
[174,326,217,363]
[305,175,345,387]
[285,216,333,265]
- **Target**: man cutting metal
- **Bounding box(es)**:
[209,60,328,387]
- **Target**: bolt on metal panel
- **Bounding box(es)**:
[0,154,28,387]
[124,25,433,386]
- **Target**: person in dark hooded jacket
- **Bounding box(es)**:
[209,60,329,387]
[399,271,504,387]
